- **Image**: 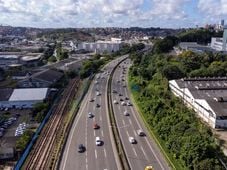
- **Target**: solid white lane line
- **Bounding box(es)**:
[124,69,166,170]
[100,116,102,121]
[62,83,93,170]
[94,129,96,137]
[95,149,97,159]
[132,148,137,157]
[101,130,104,137]
[104,148,107,158]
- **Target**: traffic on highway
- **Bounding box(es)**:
[60,55,170,170]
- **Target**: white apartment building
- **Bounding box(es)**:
[169,78,227,129]
[78,39,122,54]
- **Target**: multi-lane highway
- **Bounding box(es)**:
[111,59,171,170]
[60,56,127,170]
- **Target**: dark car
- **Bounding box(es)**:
[78,144,86,153]
[119,93,122,96]
[120,98,124,101]
[96,104,100,108]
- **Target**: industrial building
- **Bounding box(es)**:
[17,69,63,88]
[169,77,227,129]
[0,88,49,109]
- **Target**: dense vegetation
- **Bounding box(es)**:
[153,28,223,54]
[178,29,223,44]
[129,50,227,169]
[16,130,34,151]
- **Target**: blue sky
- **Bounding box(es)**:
[0,0,227,28]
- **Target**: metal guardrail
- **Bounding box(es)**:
[107,57,130,170]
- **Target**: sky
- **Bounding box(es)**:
[0,0,227,28]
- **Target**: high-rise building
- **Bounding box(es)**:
[222,25,227,51]
[221,19,225,26]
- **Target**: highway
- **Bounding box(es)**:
[111,58,171,170]
[60,55,127,170]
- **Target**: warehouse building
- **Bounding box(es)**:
[0,88,49,109]
[169,77,227,129]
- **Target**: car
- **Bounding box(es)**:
[96,92,101,96]
[122,84,126,88]
[123,111,129,116]
[88,112,93,118]
[113,100,118,104]
[112,90,117,93]
[120,98,124,101]
[127,102,132,106]
[95,80,99,84]
[93,123,100,129]
[118,93,122,96]
[122,79,125,81]
[78,144,86,153]
[95,136,102,146]
[137,129,146,136]
[89,98,94,102]
[117,80,120,83]
[125,97,129,100]
[145,166,153,170]
[129,137,137,144]
[121,101,126,106]
[96,104,100,108]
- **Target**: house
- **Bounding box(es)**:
[17,69,63,88]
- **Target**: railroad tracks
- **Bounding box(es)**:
[23,78,80,170]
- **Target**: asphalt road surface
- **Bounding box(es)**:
[111,58,171,170]
[60,55,128,170]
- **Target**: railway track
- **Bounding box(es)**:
[24,78,79,170]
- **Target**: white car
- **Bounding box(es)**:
[129,137,136,144]
[88,112,94,118]
[124,111,129,116]
[113,100,118,104]
[121,101,126,106]
[127,102,132,106]
[137,129,145,136]
[95,136,102,146]
[96,92,101,96]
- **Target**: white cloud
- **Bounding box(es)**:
[198,0,227,16]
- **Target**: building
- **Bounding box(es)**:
[211,25,227,52]
[21,53,42,67]
[0,88,49,109]
[0,54,20,70]
[0,147,14,159]
[178,42,214,53]
[17,69,63,88]
[169,77,227,129]
[78,40,121,53]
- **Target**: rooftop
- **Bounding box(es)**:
[173,78,227,117]
[0,88,13,101]
[32,69,63,83]
[9,88,48,101]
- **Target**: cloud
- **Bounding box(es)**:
[198,0,227,16]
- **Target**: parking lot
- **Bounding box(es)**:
[0,109,34,148]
